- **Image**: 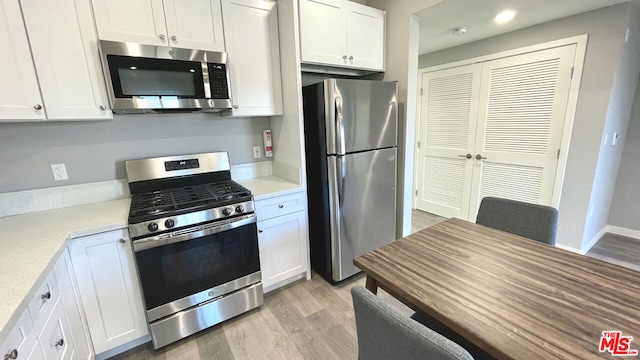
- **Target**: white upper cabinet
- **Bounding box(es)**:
[299,0,346,67]
[221,0,282,116]
[20,0,111,120]
[164,0,225,51]
[92,0,225,52]
[299,0,385,71]
[0,0,45,121]
[345,1,384,70]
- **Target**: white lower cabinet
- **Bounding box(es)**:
[37,301,75,360]
[68,229,148,355]
[1,311,37,360]
[256,192,310,290]
[53,253,93,360]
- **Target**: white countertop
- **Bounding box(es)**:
[0,175,303,340]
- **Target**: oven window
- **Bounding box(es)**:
[135,222,259,310]
[107,55,205,99]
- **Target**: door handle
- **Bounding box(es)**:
[335,96,346,154]
[476,154,487,160]
[458,154,472,159]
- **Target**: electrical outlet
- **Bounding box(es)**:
[51,163,68,181]
[253,146,262,159]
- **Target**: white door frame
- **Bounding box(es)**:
[413,34,588,211]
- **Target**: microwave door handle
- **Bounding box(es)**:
[202,62,212,99]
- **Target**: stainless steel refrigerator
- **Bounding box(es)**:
[303,79,397,283]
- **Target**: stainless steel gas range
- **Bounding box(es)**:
[125,152,263,349]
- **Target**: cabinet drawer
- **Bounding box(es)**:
[1,310,36,360]
[255,192,306,221]
[38,300,74,360]
[27,272,60,332]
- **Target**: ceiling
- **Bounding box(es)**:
[416,0,632,55]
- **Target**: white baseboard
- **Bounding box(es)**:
[555,244,583,254]
[605,225,640,240]
[581,226,608,254]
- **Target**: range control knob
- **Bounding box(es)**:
[222,208,233,216]
[165,219,175,228]
[235,205,245,213]
[147,222,159,232]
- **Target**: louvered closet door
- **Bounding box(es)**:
[468,44,576,220]
[415,64,482,218]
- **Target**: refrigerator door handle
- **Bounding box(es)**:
[327,156,343,280]
[335,96,346,155]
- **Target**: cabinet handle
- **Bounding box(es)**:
[475,154,487,160]
[233,105,239,109]
[342,55,347,60]
[158,34,166,40]
[258,229,263,233]
[349,56,353,61]
[278,204,284,208]
[41,291,51,300]
[4,349,18,360]
[171,35,177,42]
[99,105,106,111]
[34,104,43,110]
[54,339,64,348]
[458,154,472,159]
[119,238,126,243]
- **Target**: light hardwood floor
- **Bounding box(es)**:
[110,210,639,360]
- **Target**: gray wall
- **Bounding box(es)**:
[0,113,270,193]
[584,4,640,242]
[366,0,443,237]
[418,4,631,251]
[610,80,640,230]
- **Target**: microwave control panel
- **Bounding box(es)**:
[209,64,230,99]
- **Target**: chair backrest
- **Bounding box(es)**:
[351,285,474,360]
[476,197,558,245]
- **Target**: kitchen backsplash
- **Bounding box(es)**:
[0,113,271,193]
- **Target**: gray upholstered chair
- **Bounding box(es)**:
[475,196,558,245]
[351,285,474,360]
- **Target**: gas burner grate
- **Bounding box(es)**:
[129,180,251,219]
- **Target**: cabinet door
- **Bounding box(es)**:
[1,311,36,360]
[91,0,167,46]
[21,0,112,120]
[69,230,148,354]
[345,1,384,70]
[221,0,282,116]
[163,0,225,51]
[0,0,45,121]
[257,211,308,289]
[38,300,75,360]
[299,0,347,67]
[53,252,93,360]
[26,341,46,360]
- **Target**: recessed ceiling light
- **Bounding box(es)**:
[494,9,517,24]
[451,27,468,36]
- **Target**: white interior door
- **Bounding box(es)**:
[468,44,576,220]
[415,64,481,219]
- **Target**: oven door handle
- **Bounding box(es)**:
[133,214,257,252]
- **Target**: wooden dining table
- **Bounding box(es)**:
[353,218,640,359]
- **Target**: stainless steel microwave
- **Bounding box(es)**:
[99,40,232,113]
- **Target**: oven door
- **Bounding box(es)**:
[132,214,260,322]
